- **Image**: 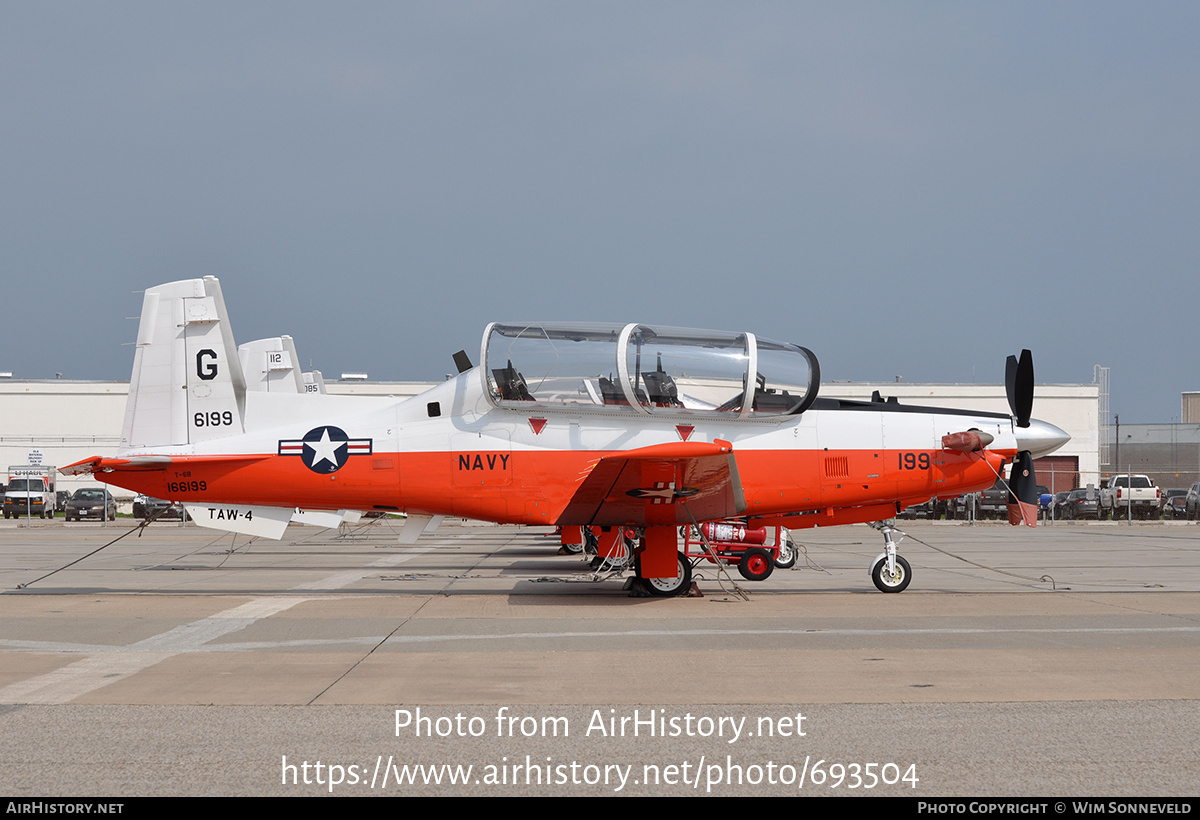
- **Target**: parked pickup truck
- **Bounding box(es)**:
[979,476,1012,520]
[1101,474,1161,520]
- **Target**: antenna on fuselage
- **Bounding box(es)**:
[452,350,473,374]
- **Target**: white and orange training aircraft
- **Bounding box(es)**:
[63,277,1069,596]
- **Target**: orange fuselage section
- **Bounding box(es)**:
[98,445,1005,527]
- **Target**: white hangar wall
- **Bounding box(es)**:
[0,381,128,498]
[0,379,1099,499]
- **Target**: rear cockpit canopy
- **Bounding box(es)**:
[482,322,819,418]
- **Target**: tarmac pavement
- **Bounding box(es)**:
[1,517,1197,796]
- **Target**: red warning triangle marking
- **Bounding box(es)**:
[676,425,694,441]
[529,418,547,435]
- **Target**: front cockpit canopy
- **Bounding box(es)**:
[482,322,819,418]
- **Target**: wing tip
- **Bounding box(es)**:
[59,457,102,476]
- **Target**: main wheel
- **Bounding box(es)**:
[872,555,912,593]
[737,547,775,581]
[773,538,797,569]
[636,551,692,597]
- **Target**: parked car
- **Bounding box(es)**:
[1050,491,1071,518]
[133,494,188,520]
[1036,485,1052,514]
[1060,488,1101,520]
[1161,488,1188,519]
[946,492,978,519]
[1186,482,1200,520]
[899,498,948,519]
[64,488,118,522]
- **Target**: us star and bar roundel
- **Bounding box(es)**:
[278,426,373,474]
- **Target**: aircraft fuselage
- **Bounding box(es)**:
[102,372,1015,530]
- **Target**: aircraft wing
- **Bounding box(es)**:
[557,439,745,527]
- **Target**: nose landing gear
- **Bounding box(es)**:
[868,522,912,593]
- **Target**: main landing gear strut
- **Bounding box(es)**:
[868,521,912,593]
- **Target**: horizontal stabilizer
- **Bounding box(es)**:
[60,454,269,476]
[60,455,172,476]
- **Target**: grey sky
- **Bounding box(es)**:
[2,2,1197,422]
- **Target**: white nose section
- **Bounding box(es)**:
[1014,419,1070,457]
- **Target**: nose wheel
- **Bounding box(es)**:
[868,522,913,593]
[774,537,798,569]
[871,553,911,592]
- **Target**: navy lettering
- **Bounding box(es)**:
[457,453,512,471]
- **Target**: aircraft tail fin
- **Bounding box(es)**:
[121,277,247,450]
[238,335,305,394]
[302,369,326,394]
[239,336,329,395]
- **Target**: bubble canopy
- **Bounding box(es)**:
[481,322,820,417]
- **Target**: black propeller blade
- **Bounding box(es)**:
[1006,450,1039,527]
[1005,349,1034,429]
